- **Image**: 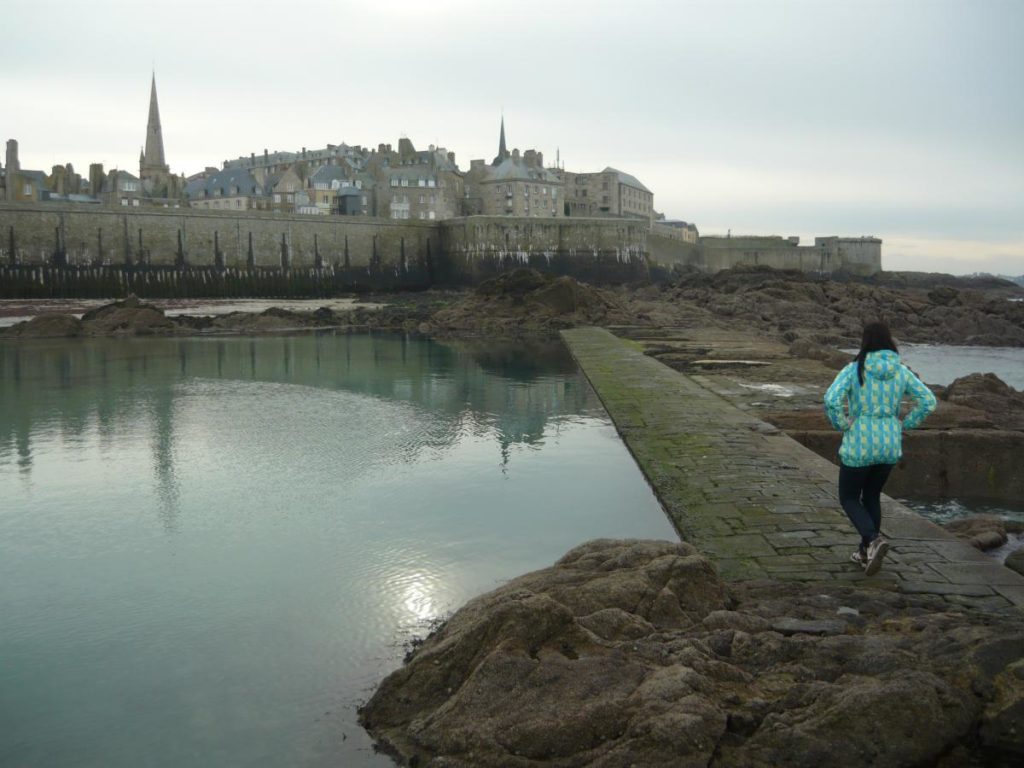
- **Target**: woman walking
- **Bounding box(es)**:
[824,322,936,575]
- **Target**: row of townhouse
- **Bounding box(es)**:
[187,138,462,219]
[184,121,662,225]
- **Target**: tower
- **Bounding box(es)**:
[139,73,179,200]
[493,116,510,165]
[140,73,169,177]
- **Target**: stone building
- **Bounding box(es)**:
[463,119,563,218]
[564,167,653,221]
[2,140,49,202]
[185,167,268,211]
[651,218,699,243]
[309,165,369,216]
[367,138,463,221]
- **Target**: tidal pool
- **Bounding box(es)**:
[0,333,675,767]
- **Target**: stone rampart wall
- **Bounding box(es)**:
[439,216,650,283]
[648,233,882,276]
[0,203,439,273]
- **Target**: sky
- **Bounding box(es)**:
[2,0,1022,275]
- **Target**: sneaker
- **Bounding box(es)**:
[850,548,867,567]
[864,537,890,576]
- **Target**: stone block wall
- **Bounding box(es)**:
[0,203,439,272]
[648,233,882,276]
[439,216,649,284]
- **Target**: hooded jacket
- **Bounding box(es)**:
[823,349,937,467]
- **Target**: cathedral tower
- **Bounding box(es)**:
[139,74,177,198]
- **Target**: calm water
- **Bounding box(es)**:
[0,334,675,768]
[898,343,1024,389]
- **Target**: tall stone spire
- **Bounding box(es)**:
[142,73,168,174]
[498,116,507,160]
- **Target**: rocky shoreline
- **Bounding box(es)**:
[2,266,1022,346]
[359,539,1024,767]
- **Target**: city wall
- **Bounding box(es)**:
[0,205,652,296]
[439,216,650,284]
[648,233,881,276]
[0,203,878,297]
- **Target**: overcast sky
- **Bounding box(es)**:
[3,0,1022,274]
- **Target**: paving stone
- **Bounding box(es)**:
[714,558,769,581]
[992,585,1024,607]
[701,534,777,558]
[926,562,1024,586]
[900,582,996,597]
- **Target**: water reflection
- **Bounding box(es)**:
[0,333,596,502]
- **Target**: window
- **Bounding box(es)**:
[419,195,425,204]
[401,178,409,187]
[390,178,399,187]
[428,211,435,220]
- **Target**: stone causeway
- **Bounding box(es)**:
[562,327,1024,613]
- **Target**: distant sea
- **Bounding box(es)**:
[898,343,1024,389]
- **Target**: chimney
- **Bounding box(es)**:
[448,152,456,164]
[5,139,19,175]
[512,148,520,160]
[89,163,104,196]
[264,148,269,165]
[250,152,255,166]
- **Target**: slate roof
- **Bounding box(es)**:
[185,167,262,199]
[487,157,560,183]
[310,165,350,185]
[604,167,650,193]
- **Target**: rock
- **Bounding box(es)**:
[427,270,635,333]
[6,313,83,338]
[359,538,1024,767]
[943,515,1009,551]
[944,374,1024,430]
[78,297,175,335]
[770,618,846,636]
[928,286,961,306]
[788,339,851,371]
[1005,549,1024,577]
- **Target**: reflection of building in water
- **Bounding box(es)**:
[149,384,181,532]
[0,333,598,486]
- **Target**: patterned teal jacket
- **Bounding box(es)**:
[823,350,937,467]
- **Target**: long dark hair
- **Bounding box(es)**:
[855,321,898,385]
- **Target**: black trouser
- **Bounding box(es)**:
[838,463,894,548]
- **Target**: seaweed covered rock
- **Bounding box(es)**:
[360,538,1024,767]
[79,295,175,335]
[427,270,634,333]
[4,313,83,338]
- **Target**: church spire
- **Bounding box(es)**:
[493,115,509,165]
[142,73,168,174]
